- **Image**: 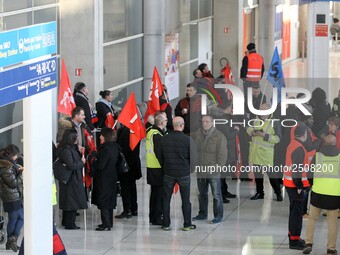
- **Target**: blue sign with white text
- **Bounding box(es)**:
[0,22,56,68]
[0,57,57,107]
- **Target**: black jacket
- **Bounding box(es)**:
[92,142,118,209]
[74,91,95,130]
[215,113,238,164]
[0,158,23,204]
[57,144,88,211]
[95,101,118,128]
[159,130,197,177]
[117,126,142,181]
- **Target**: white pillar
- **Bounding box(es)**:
[23,90,53,254]
[307,2,330,97]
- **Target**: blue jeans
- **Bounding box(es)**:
[163,174,192,228]
[7,208,24,237]
[197,178,223,220]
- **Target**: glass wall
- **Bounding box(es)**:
[103,0,143,104]
[179,0,213,97]
[0,1,59,150]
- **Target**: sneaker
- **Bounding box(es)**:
[327,249,338,255]
[303,244,312,254]
[210,218,222,224]
[289,240,306,250]
[162,226,170,231]
[182,224,196,231]
[192,215,207,221]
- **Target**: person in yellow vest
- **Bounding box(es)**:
[146,111,168,225]
[240,43,265,111]
[303,135,340,255]
[247,103,282,201]
[284,125,310,250]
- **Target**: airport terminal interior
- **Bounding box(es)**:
[1,0,340,254]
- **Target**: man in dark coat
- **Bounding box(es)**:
[159,116,198,231]
[115,125,142,219]
[145,112,167,225]
[73,82,95,131]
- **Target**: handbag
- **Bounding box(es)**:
[117,145,129,174]
[53,158,73,184]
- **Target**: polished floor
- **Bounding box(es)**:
[1,53,340,255]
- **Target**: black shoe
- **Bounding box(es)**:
[327,249,338,255]
[289,240,306,250]
[303,244,312,254]
[7,235,18,252]
[223,197,230,203]
[151,221,163,226]
[115,211,132,219]
[276,194,283,202]
[95,226,111,231]
[65,225,80,230]
[132,211,138,216]
[250,193,264,200]
[225,192,236,198]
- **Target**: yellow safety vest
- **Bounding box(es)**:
[146,128,163,168]
[313,153,340,196]
[247,117,280,166]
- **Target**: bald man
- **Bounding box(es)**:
[159,117,198,231]
[247,103,282,201]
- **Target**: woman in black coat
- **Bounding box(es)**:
[57,129,87,229]
[95,90,118,128]
[115,125,142,218]
[92,127,118,231]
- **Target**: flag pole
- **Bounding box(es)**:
[259,79,269,106]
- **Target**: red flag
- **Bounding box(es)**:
[57,59,76,116]
[118,92,146,150]
[173,183,179,194]
[147,67,164,115]
[105,113,115,129]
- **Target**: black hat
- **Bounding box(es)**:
[247,43,256,51]
[294,124,307,137]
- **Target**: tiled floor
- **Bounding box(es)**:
[1,53,339,254]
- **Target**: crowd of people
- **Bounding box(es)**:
[1,43,340,255]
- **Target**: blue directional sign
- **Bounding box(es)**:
[0,57,57,107]
[0,22,56,68]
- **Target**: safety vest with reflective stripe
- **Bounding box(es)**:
[290,125,317,164]
[146,128,163,168]
[246,53,264,82]
[312,152,340,196]
[247,117,280,166]
[284,139,310,188]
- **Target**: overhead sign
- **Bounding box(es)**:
[0,57,57,107]
[0,22,56,68]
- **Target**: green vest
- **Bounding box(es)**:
[313,153,340,196]
[146,128,163,168]
[248,118,279,166]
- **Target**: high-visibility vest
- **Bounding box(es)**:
[146,128,163,168]
[312,152,340,196]
[246,53,264,82]
[290,125,317,164]
[247,117,279,166]
[284,139,310,188]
